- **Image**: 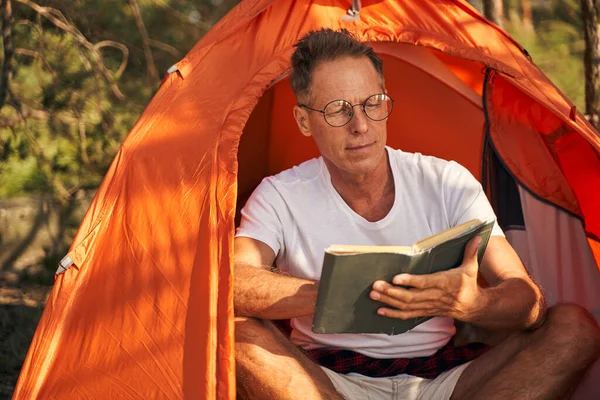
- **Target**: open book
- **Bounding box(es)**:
[312,219,494,335]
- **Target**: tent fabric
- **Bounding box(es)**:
[14,1,600,399]
[505,187,600,399]
[507,187,600,322]
[486,74,600,241]
[485,75,581,217]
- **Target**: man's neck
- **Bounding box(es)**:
[326,154,395,222]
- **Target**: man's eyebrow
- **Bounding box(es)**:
[323,92,386,105]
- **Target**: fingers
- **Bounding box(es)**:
[392,273,424,288]
[455,235,482,277]
[388,236,483,289]
[376,307,436,320]
[391,272,441,289]
[370,281,450,317]
[371,281,445,304]
[464,235,482,264]
[391,269,451,289]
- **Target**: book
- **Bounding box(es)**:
[312,219,495,335]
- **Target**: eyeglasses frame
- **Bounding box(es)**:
[298,93,395,127]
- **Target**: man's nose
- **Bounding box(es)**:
[349,106,369,134]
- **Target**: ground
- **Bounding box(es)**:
[0,283,51,399]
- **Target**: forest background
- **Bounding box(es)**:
[0,0,598,398]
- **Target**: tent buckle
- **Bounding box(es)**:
[342,0,361,22]
[55,255,74,276]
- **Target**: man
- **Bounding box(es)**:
[234,29,600,399]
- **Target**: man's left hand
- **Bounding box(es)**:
[370,235,484,321]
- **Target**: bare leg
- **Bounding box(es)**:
[452,304,600,399]
[235,317,343,400]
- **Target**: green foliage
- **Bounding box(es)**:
[504,0,586,110]
[465,1,586,109]
[0,0,240,200]
[0,156,46,197]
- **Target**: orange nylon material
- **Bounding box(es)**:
[589,239,600,272]
[486,75,581,217]
[555,132,600,241]
[15,1,600,399]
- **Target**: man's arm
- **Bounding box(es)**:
[234,236,319,320]
[370,236,546,331]
[469,236,546,330]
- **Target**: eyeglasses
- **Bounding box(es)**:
[299,93,394,127]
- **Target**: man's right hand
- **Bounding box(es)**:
[369,236,483,321]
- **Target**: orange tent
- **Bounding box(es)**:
[14,0,600,399]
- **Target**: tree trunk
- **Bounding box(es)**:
[521,0,534,32]
[0,0,14,110]
[581,0,600,130]
[128,0,159,81]
[505,0,517,22]
[483,0,504,28]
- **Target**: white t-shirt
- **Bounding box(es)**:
[236,147,503,359]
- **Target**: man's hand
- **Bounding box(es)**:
[370,236,484,322]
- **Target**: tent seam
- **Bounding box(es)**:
[375,46,483,110]
[371,29,522,78]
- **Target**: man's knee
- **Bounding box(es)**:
[235,317,286,382]
[235,317,297,363]
[235,317,278,350]
[541,304,600,364]
[235,317,266,340]
[234,318,341,399]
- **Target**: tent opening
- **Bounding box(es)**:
[237,45,487,221]
[234,43,600,314]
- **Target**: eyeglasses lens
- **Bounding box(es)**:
[324,101,353,127]
[323,94,393,127]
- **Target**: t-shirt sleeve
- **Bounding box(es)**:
[235,178,286,256]
[442,161,504,237]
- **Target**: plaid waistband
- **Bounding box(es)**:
[305,341,490,379]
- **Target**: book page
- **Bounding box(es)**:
[412,219,483,252]
[326,244,412,255]
[326,219,487,255]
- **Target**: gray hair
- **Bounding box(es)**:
[289,28,384,102]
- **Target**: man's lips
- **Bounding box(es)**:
[347,142,375,150]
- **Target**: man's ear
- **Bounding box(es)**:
[293,105,312,137]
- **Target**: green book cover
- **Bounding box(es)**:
[312,219,495,335]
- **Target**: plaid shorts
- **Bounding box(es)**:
[306,341,489,379]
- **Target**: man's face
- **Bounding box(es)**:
[293,56,388,179]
